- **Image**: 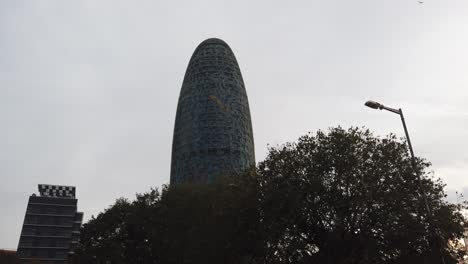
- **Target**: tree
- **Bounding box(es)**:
[155,177,263,264]
[72,176,263,264]
[74,198,133,263]
[258,127,466,263]
[73,127,466,264]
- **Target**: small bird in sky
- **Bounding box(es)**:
[418,1,424,3]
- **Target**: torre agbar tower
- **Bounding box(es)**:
[170,38,255,184]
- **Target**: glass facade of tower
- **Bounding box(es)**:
[170,38,255,184]
[17,184,83,263]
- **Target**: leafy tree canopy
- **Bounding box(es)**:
[73,177,262,264]
[73,127,467,264]
[258,127,466,263]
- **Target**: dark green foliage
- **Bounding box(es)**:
[73,127,467,264]
[258,127,466,263]
[72,175,262,264]
[74,198,133,263]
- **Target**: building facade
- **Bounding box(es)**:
[17,184,83,263]
[0,249,20,263]
[170,38,255,183]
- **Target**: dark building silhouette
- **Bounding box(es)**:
[171,38,255,183]
[0,249,20,264]
[16,184,83,263]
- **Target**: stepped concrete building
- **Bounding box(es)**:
[17,184,83,263]
[171,38,255,183]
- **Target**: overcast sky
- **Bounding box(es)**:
[1,0,467,249]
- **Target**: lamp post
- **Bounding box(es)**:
[364,100,444,263]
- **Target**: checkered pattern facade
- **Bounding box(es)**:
[38,184,75,198]
[17,185,83,263]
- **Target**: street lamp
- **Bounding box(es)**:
[364,100,444,263]
[364,101,416,161]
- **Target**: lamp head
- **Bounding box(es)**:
[364,100,382,110]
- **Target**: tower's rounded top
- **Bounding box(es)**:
[193,38,231,53]
[199,37,229,46]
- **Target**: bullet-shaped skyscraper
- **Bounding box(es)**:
[171,38,255,183]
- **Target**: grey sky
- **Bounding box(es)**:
[1,0,467,249]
